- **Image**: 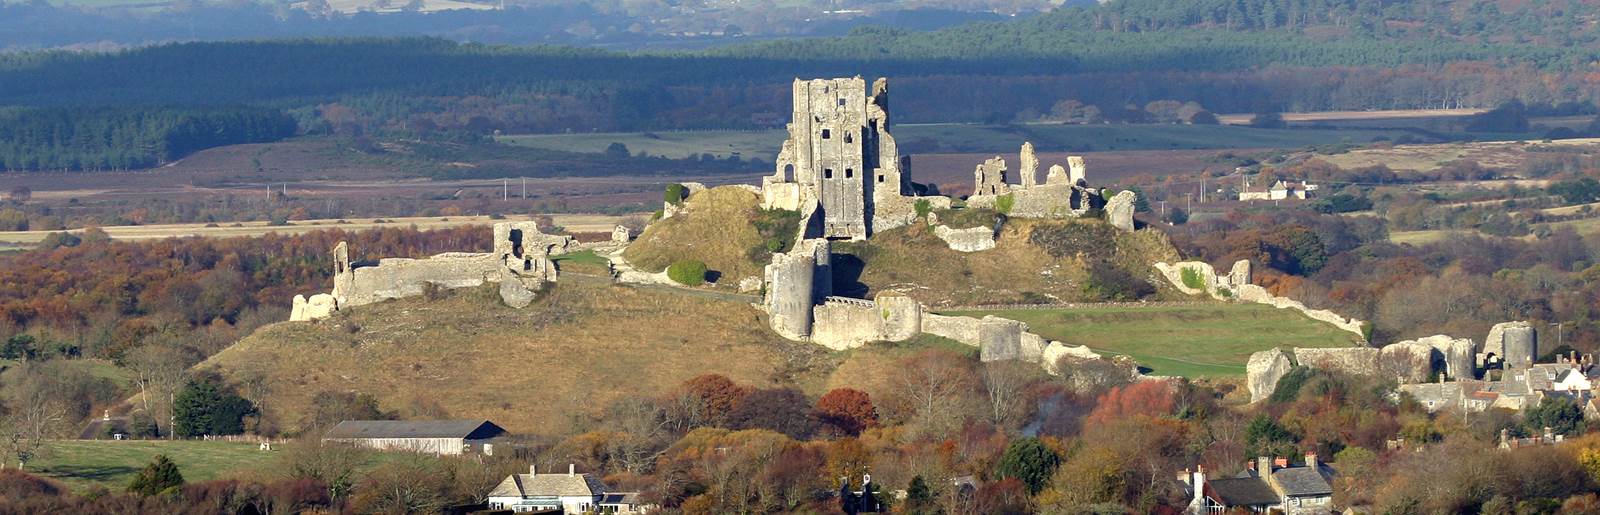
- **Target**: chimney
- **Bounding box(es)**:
[1257,456,1271,475]
[1192,465,1206,507]
[1246,460,1255,472]
[1274,457,1289,468]
[568,463,575,476]
[1305,452,1318,470]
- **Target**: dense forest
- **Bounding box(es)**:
[7,1,1600,170]
[0,107,296,171]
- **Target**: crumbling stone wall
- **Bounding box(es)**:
[979,316,1025,362]
[1019,142,1039,187]
[932,224,996,252]
[809,293,924,350]
[1246,348,1294,403]
[973,157,1009,196]
[1154,260,1368,341]
[1294,347,1380,376]
[1482,321,1537,370]
[292,221,569,321]
[1106,190,1137,232]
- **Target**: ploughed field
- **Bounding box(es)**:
[942,303,1362,377]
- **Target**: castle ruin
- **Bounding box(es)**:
[290,221,576,321]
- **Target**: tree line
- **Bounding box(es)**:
[0,107,296,171]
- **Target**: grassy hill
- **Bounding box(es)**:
[942,303,1362,377]
[622,186,797,284]
[200,278,941,436]
[833,218,1183,307]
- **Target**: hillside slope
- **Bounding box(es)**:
[622,186,797,284]
[200,278,938,436]
[833,218,1183,306]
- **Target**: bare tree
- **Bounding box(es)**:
[980,360,1035,432]
[0,363,71,469]
[889,350,978,440]
[605,397,670,474]
[278,439,369,500]
[125,345,191,437]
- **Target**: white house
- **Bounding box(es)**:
[321,419,506,456]
[486,464,609,513]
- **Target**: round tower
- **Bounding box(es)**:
[1502,324,1537,371]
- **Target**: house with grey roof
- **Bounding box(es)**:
[322,419,506,456]
[487,464,648,514]
[1184,454,1336,514]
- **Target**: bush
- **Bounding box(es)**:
[664,184,688,205]
[127,455,184,496]
[667,260,707,286]
[1179,267,1205,290]
[914,199,932,219]
[995,193,1015,215]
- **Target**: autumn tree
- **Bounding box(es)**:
[1084,380,1175,428]
[728,388,816,440]
[814,388,878,437]
[681,374,751,428]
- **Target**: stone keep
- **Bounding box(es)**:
[768,77,909,240]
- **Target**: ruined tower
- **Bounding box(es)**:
[770,77,909,240]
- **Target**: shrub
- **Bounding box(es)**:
[995,193,1015,215]
[1180,267,1205,290]
[127,455,184,496]
[914,199,932,219]
[1215,287,1232,298]
[667,260,707,286]
[664,184,688,205]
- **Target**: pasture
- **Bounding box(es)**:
[941,303,1362,377]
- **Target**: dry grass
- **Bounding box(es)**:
[833,219,1181,307]
[201,278,985,437]
[622,186,768,282]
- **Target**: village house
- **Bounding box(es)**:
[321,419,507,456]
[485,464,648,514]
[1184,454,1336,514]
[1238,179,1318,201]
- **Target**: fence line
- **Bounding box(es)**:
[933,301,1208,312]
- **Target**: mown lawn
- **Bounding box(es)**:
[941,303,1361,377]
[29,440,273,492]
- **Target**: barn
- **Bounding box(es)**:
[321,419,507,455]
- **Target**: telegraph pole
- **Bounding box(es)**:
[503,179,508,201]
[522,177,527,199]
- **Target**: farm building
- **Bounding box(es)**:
[321,419,506,455]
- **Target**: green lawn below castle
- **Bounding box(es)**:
[941,303,1362,378]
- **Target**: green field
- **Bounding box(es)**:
[942,303,1361,377]
[29,440,274,491]
[499,123,1423,160]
